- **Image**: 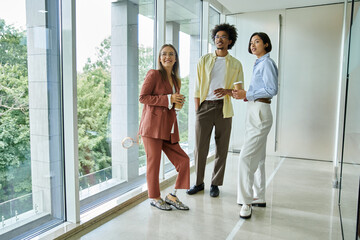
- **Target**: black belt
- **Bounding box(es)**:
[204,99,223,104]
[255,98,271,104]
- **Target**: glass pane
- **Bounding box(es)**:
[76,0,155,211]
[0,2,31,229]
[164,0,202,171]
[340,1,360,239]
[208,6,220,53]
[0,0,64,238]
[139,1,155,174]
[207,6,219,150]
[76,0,112,201]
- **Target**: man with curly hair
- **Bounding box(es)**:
[187,23,244,197]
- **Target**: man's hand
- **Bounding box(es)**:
[194,98,200,111]
[214,88,232,98]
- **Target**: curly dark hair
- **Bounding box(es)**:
[211,23,238,50]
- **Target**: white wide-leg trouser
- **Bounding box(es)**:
[237,101,273,205]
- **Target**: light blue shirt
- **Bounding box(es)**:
[246,53,278,101]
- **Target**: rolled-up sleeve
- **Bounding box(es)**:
[262,60,278,97]
[194,60,202,99]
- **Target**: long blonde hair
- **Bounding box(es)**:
[157,44,181,89]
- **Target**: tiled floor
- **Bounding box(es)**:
[67,153,343,240]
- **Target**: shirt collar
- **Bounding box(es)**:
[255,52,270,64]
[211,51,230,60]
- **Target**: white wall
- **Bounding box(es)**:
[278,4,343,161]
[227,3,344,161]
[227,10,283,155]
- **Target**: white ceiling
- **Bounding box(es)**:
[216,0,344,14]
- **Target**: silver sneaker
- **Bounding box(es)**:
[165,194,189,210]
[150,198,172,211]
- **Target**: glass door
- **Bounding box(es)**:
[339,1,360,239]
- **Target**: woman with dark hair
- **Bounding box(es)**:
[232,32,278,219]
[139,44,190,211]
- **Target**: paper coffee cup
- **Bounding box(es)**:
[233,81,243,90]
[175,94,184,111]
[175,102,183,111]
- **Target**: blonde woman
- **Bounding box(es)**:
[139,44,190,211]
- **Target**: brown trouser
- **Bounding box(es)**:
[142,136,190,198]
[194,100,232,186]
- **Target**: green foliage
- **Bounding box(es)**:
[77,38,112,175]
[0,19,31,203]
[83,36,111,73]
[138,45,154,165]
[178,76,189,142]
[0,19,27,73]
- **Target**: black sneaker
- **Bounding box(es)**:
[210,185,219,197]
[186,183,204,195]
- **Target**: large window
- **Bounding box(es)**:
[0,0,64,239]
[163,0,202,172]
[0,0,203,238]
[138,0,156,174]
[339,1,360,239]
[76,0,156,212]
[208,6,220,53]
[76,0,113,203]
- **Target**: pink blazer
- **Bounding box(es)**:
[139,69,180,143]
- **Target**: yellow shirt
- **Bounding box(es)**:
[195,52,244,118]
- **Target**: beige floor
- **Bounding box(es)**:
[68,153,343,240]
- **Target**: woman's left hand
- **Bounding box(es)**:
[232,89,247,99]
[171,93,185,104]
[214,88,232,98]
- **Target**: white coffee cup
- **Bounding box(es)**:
[233,81,243,90]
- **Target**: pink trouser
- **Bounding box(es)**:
[142,136,190,198]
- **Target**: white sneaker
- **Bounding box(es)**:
[251,198,266,207]
[239,204,252,219]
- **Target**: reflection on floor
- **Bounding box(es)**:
[68,153,343,240]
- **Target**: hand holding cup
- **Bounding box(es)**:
[172,93,185,111]
[233,81,243,90]
[232,81,246,99]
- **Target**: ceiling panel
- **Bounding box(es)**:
[216,0,344,14]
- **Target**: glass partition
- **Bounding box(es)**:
[339,1,360,239]
[0,0,64,239]
[164,0,202,171]
[138,0,156,174]
[208,6,220,53]
[76,0,155,212]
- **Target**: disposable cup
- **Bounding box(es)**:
[175,102,183,111]
[233,81,243,90]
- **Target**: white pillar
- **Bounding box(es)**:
[156,0,166,66]
[166,21,180,50]
[202,1,210,55]
[111,1,139,182]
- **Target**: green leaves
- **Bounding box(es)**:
[0,19,27,72]
[77,39,112,175]
[0,18,30,203]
